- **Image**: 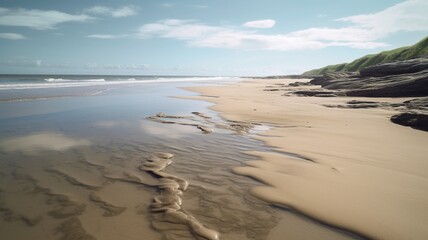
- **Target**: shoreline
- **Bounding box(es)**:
[184,78,428,240]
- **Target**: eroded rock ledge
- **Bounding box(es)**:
[308,57,428,98]
[285,57,428,131]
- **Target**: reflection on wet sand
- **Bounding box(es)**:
[0,132,90,154]
[140,122,195,139]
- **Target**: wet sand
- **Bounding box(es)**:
[0,81,359,240]
[185,78,428,240]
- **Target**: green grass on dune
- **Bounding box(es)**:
[303,36,428,75]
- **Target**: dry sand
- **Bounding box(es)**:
[185,78,428,240]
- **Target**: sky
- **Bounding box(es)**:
[0,0,427,76]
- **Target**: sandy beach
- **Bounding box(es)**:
[0,78,365,240]
[186,78,428,240]
[1,1,427,239]
[0,76,426,240]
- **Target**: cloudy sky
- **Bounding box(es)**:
[0,0,427,76]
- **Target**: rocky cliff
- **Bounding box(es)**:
[293,57,428,131]
[308,57,428,97]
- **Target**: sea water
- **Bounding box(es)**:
[0,74,235,101]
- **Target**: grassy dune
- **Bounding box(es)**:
[303,36,428,75]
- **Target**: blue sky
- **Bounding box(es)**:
[0,0,427,76]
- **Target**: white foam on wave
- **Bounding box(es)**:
[0,77,239,90]
[44,78,105,82]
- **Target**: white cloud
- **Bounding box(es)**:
[137,19,387,51]
[161,3,174,8]
[337,0,428,35]
[288,27,381,42]
[85,5,137,18]
[0,58,43,67]
[189,5,209,9]
[137,19,211,39]
[0,32,26,40]
[102,64,121,69]
[138,19,220,39]
[327,41,388,49]
[136,1,428,51]
[84,63,98,69]
[87,34,128,39]
[0,58,74,68]
[0,7,8,14]
[125,64,150,70]
[243,19,276,29]
[84,63,149,70]
[0,7,92,30]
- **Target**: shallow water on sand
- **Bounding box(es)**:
[0,81,360,240]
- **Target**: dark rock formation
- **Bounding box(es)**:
[403,97,428,111]
[297,58,428,131]
[255,74,320,79]
[294,90,345,97]
[390,112,428,131]
[360,58,428,77]
[309,72,360,87]
[346,71,428,97]
[341,100,384,109]
[308,57,428,97]
[288,81,312,87]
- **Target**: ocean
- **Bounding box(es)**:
[0,74,236,101]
